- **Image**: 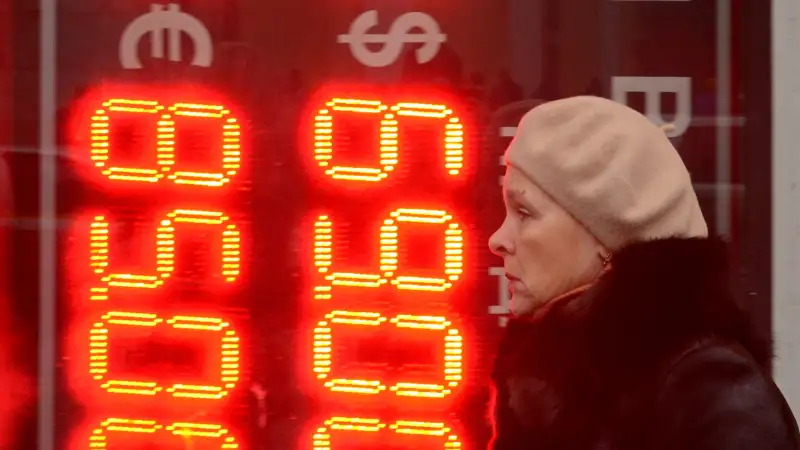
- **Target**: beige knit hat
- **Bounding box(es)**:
[506,96,708,252]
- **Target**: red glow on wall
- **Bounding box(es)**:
[0,9,30,447]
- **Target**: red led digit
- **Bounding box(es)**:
[165,102,241,187]
[313,311,463,398]
[89,209,241,301]
[314,98,396,182]
[313,215,385,295]
[313,208,463,299]
[76,89,247,450]
[89,98,241,186]
[380,208,463,292]
[312,311,386,394]
[313,98,464,182]
[389,102,465,176]
[389,315,463,397]
[312,417,462,450]
[88,418,239,449]
[89,312,240,399]
[90,99,169,183]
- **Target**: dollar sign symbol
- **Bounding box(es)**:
[337,10,447,68]
[119,3,213,70]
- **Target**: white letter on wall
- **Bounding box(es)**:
[612,76,692,138]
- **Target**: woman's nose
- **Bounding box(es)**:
[489,221,513,256]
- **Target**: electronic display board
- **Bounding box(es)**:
[0,0,774,448]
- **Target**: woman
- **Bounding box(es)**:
[488,96,799,449]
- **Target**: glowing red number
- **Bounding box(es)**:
[88,99,164,183]
[78,94,245,450]
[313,98,464,182]
[90,98,241,186]
[89,418,239,449]
[313,311,463,398]
[89,312,240,399]
[312,417,462,450]
[310,93,469,443]
[313,208,463,298]
[89,209,240,301]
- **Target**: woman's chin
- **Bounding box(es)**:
[510,295,540,317]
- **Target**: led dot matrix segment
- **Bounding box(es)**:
[88,209,241,301]
[313,208,464,297]
[312,417,462,450]
[73,93,246,449]
[313,311,463,397]
[89,98,241,187]
[313,98,465,182]
[89,418,239,449]
[308,93,468,448]
[89,312,240,399]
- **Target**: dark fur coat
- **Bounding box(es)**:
[490,237,799,450]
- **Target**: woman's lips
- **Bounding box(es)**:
[505,274,523,290]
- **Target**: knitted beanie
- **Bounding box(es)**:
[505,96,708,252]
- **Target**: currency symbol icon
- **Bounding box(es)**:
[119,3,213,70]
[337,10,447,68]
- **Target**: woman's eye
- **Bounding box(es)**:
[517,208,532,219]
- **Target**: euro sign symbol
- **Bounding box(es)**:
[119,3,213,70]
[337,10,447,68]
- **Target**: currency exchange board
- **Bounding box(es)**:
[0,0,773,449]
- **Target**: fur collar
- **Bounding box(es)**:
[494,236,772,399]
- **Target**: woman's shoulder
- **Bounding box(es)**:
[659,337,776,398]
[650,338,800,449]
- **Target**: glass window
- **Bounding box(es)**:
[1,0,772,448]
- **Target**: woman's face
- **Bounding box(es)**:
[489,166,607,316]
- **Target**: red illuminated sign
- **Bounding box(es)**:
[306,95,467,448]
[313,311,462,397]
[88,209,240,299]
[89,418,239,449]
[313,98,464,182]
[89,98,241,186]
[313,208,463,292]
[68,90,468,449]
[90,312,240,399]
[312,417,461,449]
[69,93,245,449]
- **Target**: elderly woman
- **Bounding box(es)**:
[488,96,799,449]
